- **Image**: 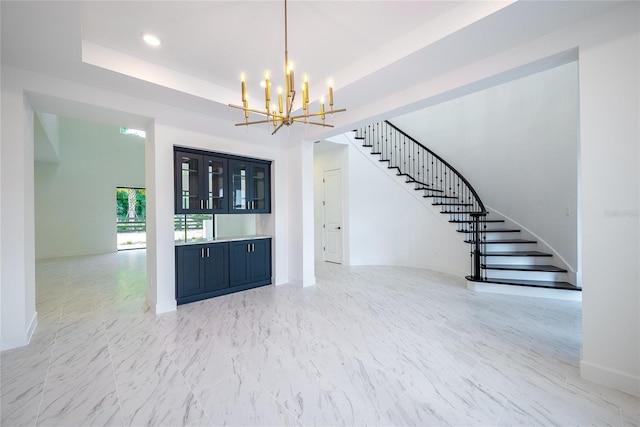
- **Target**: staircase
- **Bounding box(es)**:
[353,121,580,297]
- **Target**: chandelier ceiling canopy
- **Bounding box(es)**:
[229,0,346,135]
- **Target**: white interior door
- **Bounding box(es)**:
[323,169,343,264]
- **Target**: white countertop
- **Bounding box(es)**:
[175,234,271,246]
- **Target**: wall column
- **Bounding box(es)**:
[144,123,177,314]
[287,139,316,287]
[1,82,36,350]
[579,5,640,395]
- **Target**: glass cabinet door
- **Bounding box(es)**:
[177,153,202,212]
[206,156,227,212]
[251,163,268,211]
[230,161,248,211]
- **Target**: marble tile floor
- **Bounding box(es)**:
[1,250,638,426]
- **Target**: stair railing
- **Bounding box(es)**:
[354,120,487,280]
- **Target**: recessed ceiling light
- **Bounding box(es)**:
[142,33,161,47]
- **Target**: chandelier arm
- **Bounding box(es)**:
[271,121,286,135]
[235,119,273,126]
[229,104,274,118]
[286,90,296,118]
[290,108,347,120]
[290,119,335,127]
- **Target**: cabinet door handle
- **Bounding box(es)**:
[201,248,205,258]
[207,247,210,258]
[200,200,204,209]
[252,243,255,252]
[247,243,250,253]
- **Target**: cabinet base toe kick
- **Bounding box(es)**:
[176,279,271,305]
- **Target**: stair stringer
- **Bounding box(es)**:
[346,131,470,278]
[481,206,578,287]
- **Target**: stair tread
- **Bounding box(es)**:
[458,229,521,234]
[414,190,450,195]
[449,219,504,223]
[441,210,484,214]
[466,276,580,291]
[433,203,473,206]
[407,179,434,187]
[483,264,568,272]
[482,251,553,257]
[465,239,536,244]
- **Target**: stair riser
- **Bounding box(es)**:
[483,270,567,282]
[481,256,553,266]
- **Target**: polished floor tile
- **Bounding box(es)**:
[1,250,638,426]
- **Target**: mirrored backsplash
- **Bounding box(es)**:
[174,214,256,243]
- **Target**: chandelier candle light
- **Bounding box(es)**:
[229,0,346,135]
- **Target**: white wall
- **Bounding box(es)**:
[287,139,316,286]
[392,62,579,272]
[34,112,60,163]
[314,135,468,275]
[34,116,145,258]
[346,138,468,276]
[1,78,36,350]
[578,5,639,395]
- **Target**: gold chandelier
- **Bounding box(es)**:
[229,0,346,135]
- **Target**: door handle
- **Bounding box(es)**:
[201,248,205,258]
[200,200,204,209]
[336,226,341,230]
[252,243,255,252]
[206,247,210,257]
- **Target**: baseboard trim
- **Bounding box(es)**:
[287,276,316,287]
[580,360,640,396]
[468,280,582,301]
[154,300,177,315]
[26,311,38,342]
[0,311,38,351]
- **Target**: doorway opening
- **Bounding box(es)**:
[116,187,146,250]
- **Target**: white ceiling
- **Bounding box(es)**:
[0,1,623,140]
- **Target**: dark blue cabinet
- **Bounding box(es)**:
[175,245,206,298]
[175,242,229,305]
[229,160,271,214]
[176,238,271,305]
[174,151,229,214]
[229,239,272,288]
[175,148,270,215]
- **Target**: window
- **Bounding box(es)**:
[116,187,146,250]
